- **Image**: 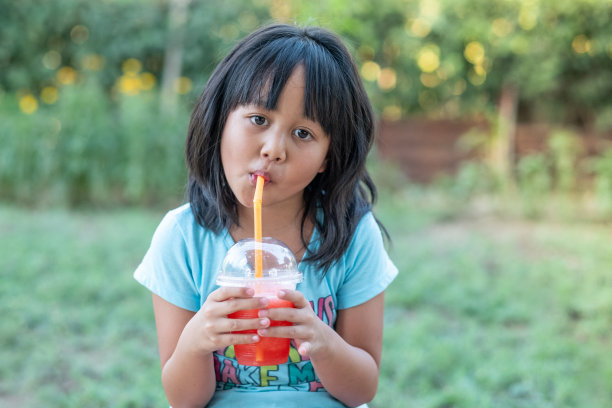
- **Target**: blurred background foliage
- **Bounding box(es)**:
[1,0,612,209]
[4,2,612,407]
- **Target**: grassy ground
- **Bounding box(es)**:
[2,193,612,407]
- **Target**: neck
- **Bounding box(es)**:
[231,202,313,262]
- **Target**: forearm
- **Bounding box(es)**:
[310,325,379,407]
[161,337,217,408]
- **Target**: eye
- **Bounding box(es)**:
[250,115,268,126]
[293,128,313,140]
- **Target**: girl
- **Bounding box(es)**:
[135,24,397,408]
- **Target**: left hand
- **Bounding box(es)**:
[257,289,332,359]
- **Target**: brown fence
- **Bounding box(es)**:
[376,119,612,183]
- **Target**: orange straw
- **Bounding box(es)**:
[253,176,265,363]
[253,176,264,278]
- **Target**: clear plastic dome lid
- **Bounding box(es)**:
[216,237,303,288]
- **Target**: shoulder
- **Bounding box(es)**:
[156,203,207,238]
[354,211,381,235]
[349,211,385,250]
[332,211,397,309]
[162,202,197,230]
[325,210,389,271]
[149,203,224,259]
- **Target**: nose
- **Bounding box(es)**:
[260,131,286,163]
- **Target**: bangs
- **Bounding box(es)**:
[223,36,343,136]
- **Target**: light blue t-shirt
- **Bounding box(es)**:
[134,203,397,408]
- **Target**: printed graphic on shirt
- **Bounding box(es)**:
[214,295,335,392]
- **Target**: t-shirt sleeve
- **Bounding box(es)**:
[133,211,200,312]
[336,212,398,310]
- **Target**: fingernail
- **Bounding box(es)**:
[259,319,268,326]
[259,297,269,306]
[258,329,267,336]
[258,309,269,318]
[278,290,286,297]
[245,288,254,296]
[252,335,260,342]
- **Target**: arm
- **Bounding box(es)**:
[153,294,213,408]
[152,288,269,408]
[259,291,385,407]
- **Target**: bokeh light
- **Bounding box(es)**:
[117,74,141,95]
[40,86,59,104]
[174,76,192,94]
[140,73,156,90]
[572,35,592,54]
[382,105,402,121]
[491,18,513,37]
[19,94,38,114]
[378,68,397,91]
[408,18,431,38]
[420,73,441,88]
[361,61,381,82]
[519,1,538,30]
[417,45,440,73]
[82,54,105,71]
[122,58,142,74]
[70,25,89,44]
[464,41,485,65]
[57,67,77,85]
[42,51,61,70]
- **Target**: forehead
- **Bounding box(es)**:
[220,34,351,143]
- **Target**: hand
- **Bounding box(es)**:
[257,290,332,359]
[183,286,271,354]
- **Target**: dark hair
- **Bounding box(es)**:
[186,23,384,272]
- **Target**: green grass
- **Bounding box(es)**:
[2,194,612,407]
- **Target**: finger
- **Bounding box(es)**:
[224,333,261,345]
[258,324,305,340]
[277,289,310,309]
[297,341,311,357]
[221,296,269,315]
[261,306,304,323]
[223,316,270,333]
[209,286,254,302]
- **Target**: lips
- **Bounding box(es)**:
[250,171,271,185]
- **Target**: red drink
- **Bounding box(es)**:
[228,297,294,366]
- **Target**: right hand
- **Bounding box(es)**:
[181,286,270,354]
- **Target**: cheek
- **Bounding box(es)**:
[220,131,244,173]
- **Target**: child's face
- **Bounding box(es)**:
[220,65,330,213]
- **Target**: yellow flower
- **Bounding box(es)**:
[420,73,441,88]
[408,18,431,38]
[491,18,513,37]
[378,68,397,91]
[417,46,440,73]
[41,87,59,104]
[118,74,142,95]
[57,66,77,85]
[572,35,592,54]
[464,41,485,65]
[140,72,156,91]
[174,77,192,94]
[122,58,142,75]
[361,61,381,82]
[19,94,38,114]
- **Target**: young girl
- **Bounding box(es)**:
[135,24,397,408]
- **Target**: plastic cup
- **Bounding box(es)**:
[216,237,303,366]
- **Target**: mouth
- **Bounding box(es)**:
[250,171,271,185]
